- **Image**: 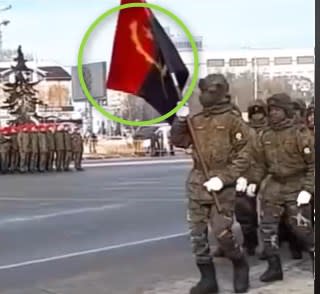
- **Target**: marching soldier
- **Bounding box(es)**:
[249,93,314,283]
[63,125,73,171]
[215,99,269,258]
[305,101,314,228]
[0,127,11,174]
[17,125,30,173]
[306,100,314,134]
[277,98,309,260]
[9,126,19,173]
[29,125,39,173]
[171,74,251,293]
[71,127,84,171]
[46,125,56,171]
[292,98,307,126]
[54,124,65,172]
[38,125,48,172]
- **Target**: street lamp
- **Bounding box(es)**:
[0,19,9,56]
[0,3,11,57]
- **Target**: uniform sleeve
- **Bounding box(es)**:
[217,117,250,185]
[297,128,314,194]
[247,131,268,185]
[170,117,192,149]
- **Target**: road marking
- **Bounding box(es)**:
[0,204,125,226]
[82,159,191,168]
[0,232,189,270]
[0,197,185,202]
[102,186,182,191]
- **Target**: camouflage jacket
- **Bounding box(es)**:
[38,132,48,152]
[17,132,31,152]
[64,132,72,151]
[171,106,250,200]
[30,132,39,152]
[71,133,83,152]
[250,124,314,197]
[46,132,55,151]
[54,131,65,151]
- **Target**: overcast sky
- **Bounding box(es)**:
[2,0,314,66]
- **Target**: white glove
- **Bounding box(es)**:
[203,177,224,192]
[176,105,189,118]
[297,191,312,206]
[236,177,247,192]
[246,184,257,197]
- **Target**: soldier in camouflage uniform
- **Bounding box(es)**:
[46,125,56,171]
[306,100,314,134]
[277,98,309,260]
[29,125,39,173]
[305,101,314,228]
[171,74,251,294]
[214,99,269,258]
[71,127,84,171]
[9,126,19,173]
[250,93,314,283]
[38,125,48,172]
[17,125,31,173]
[55,124,65,171]
[292,98,307,126]
[0,128,11,174]
[63,125,73,171]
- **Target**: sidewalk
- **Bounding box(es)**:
[2,259,313,294]
[144,259,313,294]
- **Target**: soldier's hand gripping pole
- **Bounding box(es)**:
[186,117,222,213]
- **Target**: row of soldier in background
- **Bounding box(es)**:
[170,73,314,293]
[0,123,84,174]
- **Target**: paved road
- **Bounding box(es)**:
[0,161,307,293]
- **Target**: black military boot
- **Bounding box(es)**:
[259,250,267,260]
[260,255,283,282]
[289,244,303,260]
[231,256,249,293]
[190,262,219,294]
[213,247,225,258]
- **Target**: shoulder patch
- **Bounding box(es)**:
[235,132,243,140]
[303,147,311,154]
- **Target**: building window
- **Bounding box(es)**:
[297,56,314,64]
[229,58,247,67]
[207,59,225,67]
[274,56,292,65]
[256,57,270,66]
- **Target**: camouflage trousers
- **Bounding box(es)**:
[19,152,30,172]
[0,152,9,173]
[9,150,19,172]
[64,151,72,170]
[260,200,314,256]
[73,151,83,170]
[38,152,47,172]
[55,151,65,171]
[187,188,244,264]
[29,152,39,172]
[235,193,258,250]
[47,151,55,171]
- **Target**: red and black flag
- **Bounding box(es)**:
[106,0,189,123]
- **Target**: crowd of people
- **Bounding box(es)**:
[170,73,314,293]
[0,123,84,174]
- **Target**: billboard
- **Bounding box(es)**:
[71,61,107,101]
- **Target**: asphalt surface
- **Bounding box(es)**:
[0,160,301,293]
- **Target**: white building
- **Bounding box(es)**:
[0,61,73,125]
[179,47,314,82]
